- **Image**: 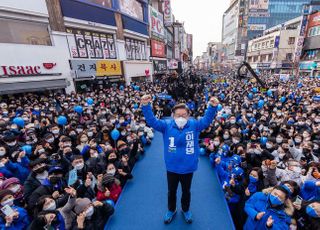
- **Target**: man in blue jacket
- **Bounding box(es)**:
[141,95,219,224]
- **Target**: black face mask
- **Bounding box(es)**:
[303,148,311,155]
[49,176,61,185]
[34,165,47,174]
[108,158,117,163]
[120,147,130,155]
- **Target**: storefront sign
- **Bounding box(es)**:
[0,63,58,76]
[248,24,266,31]
[150,6,164,39]
[70,60,122,78]
[163,0,172,26]
[153,60,167,74]
[125,38,147,60]
[168,59,178,69]
[299,61,317,70]
[308,12,320,28]
[96,60,122,76]
[151,40,166,58]
[257,63,271,69]
[66,28,116,59]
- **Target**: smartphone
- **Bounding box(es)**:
[1,205,14,217]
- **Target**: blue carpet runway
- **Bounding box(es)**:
[105,132,235,230]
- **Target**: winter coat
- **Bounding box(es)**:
[96,183,122,202]
[58,196,76,230]
[23,173,41,203]
[300,180,320,201]
[244,190,293,230]
[0,206,30,230]
[71,203,114,230]
[142,103,217,174]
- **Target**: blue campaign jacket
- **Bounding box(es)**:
[300,180,320,201]
[142,104,217,174]
[244,192,291,230]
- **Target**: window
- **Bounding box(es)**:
[258,43,261,49]
[308,26,320,37]
[266,41,269,47]
[288,37,295,45]
[286,53,293,61]
[0,18,51,45]
[262,42,265,49]
[253,56,258,62]
[268,54,272,61]
[270,40,275,47]
[125,37,146,60]
[87,0,112,8]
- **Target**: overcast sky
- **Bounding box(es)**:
[171,0,230,57]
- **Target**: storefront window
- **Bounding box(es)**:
[86,0,112,8]
[125,38,146,60]
[119,0,143,21]
[0,18,51,45]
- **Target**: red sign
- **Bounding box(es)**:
[1,63,57,76]
[308,12,320,29]
[151,40,166,58]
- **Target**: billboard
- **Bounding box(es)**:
[151,40,166,58]
[119,0,143,21]
[150,6,164,39]
[248,24,266,31]
[163,0,173,26]
[248,0,269,17]
[308,12,320,29]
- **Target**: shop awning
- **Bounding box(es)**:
[0,79,67,95]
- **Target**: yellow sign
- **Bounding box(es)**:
[96,60,122,76]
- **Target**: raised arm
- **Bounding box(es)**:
[195,97,219,132]
[141,95,167,133]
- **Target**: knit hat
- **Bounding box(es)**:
[0,189,14,202]
[117,140,126,148]
[102,175,115,187]
[1,177,20,190]
[74,198,91,215]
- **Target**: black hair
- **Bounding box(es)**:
[171,103,190,114]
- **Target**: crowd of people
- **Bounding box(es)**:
[0,71,319,229]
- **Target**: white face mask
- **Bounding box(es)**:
[74,163,84,170]
[52,129,59,134]
[174,117,188,129]
[254,149,261,155]
[87,132,93,137]
[7,141,16,146]
[86,206,94,217]
[47,138,54,143]
[276,138,283,144]
[9,185,20,193]
[107,169,116,176]
[1,198,14,207]
[36,170,48,180]
[223,135,230,140]
[266,143,273,149]
[0,150,6,156]
[214,141,220,146]
[43,201,56,211]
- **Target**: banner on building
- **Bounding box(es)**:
[153,60,167,74]
[308,12,320,28]
[125,38,146,60]
[174,44,180,60]
[119,0,143,20]
[248,0,269,17]
[168,59,178,69]
[66,28,116,59]
[150,6,164,39]
[151,40,166,58]
[248,24,266,31]
[70,60,122,78]
[163,0,173,26]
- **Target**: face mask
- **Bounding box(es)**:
[276,137,283,144]
[214,141,220,146]
[7,141,16,146]
[52,129,59,134]
[110,119,116,124]
[223,135,230,140]
[269,194,283,206]
[87,132,93,137]
[49,176,61,185]
[230,119,236,124]
[0,150,6,156]
[108,158,117,163]
[36,170,48,180]
[74,163,84,170]
[266,143,273,149]
[47,138,54,143]
[254,149,261,155]
[306,205,319,218]
[38,148,45,154]
[81,137,88,143]
[76,129,83,133]
[107,169,116,176]
[249,175,258,183]
[43,201,56,211]
[232,139,240,144]
[291,166,301,174]
[9,185,20,193]
[140,124,146,128]
[121,131,126,136]
[294,138,301,144]
[1,198,14,207]
[92,152,98,158]
[86,206,94,218]
[175,117,188,129]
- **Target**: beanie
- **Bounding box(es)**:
[74,198,91,215]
